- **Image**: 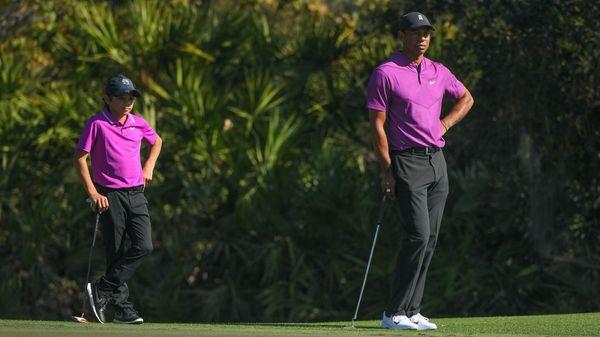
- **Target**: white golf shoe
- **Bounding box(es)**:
[380,312,418,330]
[409,313,437,330]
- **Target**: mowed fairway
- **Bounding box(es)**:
[1,312,599,337]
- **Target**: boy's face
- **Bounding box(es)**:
[105,94,136,115]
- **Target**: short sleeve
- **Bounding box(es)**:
[443,66,465,100]
[366,69,391,112]
[141,118,158,145]
[76,119,96,153]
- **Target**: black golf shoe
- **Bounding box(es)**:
[86,282,109,324]
[113,307,144,324]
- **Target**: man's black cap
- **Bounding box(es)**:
[105,75,141,97]
[399,12,435,31]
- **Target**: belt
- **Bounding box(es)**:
[391,147,440,155]
[97,185,144,193]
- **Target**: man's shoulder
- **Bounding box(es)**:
[425,57,452,73]
[370,63,398,84]
[375,58,403,73]
[373,54,414,77]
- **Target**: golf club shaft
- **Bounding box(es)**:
[84,213,100,283]
[81,213,100,315]
[351,195,387,325]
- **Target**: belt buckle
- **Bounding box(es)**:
[424,147,431,155]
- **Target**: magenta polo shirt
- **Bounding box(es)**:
[77,109,158,189]
[366,52,465,150]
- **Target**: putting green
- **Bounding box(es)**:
[1,312,599,337]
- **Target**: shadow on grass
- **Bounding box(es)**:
[230,323,381,330]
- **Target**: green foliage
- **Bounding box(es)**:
[0,0,598,322]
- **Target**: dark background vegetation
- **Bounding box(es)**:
[0,0,598,322]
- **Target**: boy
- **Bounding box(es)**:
[74,75,163,324]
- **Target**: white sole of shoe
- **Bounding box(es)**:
[380,320,417,330]
[417,324,437,330]
[86,283,105,324]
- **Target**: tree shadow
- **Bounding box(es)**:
[230,322,381,330]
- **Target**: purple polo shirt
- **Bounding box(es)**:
[366,52,464,150]
[77,109,158,189]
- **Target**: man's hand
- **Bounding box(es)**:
[381,169,395,200]
[440,120,449,136]
[90,192,109,213]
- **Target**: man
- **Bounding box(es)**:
[366,12,474,330]
[74,75,163,324]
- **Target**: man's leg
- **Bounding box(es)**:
[386,153,435,316]
[406,151,449,316]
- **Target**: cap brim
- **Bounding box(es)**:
[406,24,435,31]
[107,89,142,97]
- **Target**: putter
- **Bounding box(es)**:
[72,201,101,324]
[347,191,389,329]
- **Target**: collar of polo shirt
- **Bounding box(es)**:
[394,51,430,70]
[102,109,136,126]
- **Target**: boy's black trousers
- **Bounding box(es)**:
[96,185,153,310]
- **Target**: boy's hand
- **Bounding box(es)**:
[90,193,109,213]
[142,167,153,186]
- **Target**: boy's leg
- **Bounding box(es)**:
[98,190,129,290]
[103,188,153,286]
[112,282,133,310]
[88,188,127,323]
[112,188,153,313]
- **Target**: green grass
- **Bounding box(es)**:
[1,313,599,337]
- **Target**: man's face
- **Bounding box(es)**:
[399,27,432,56]
[106,94,136,115]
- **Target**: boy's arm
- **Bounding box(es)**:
[142,136,162,186]
[73,149,109,212]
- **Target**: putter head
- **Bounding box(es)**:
[343,319,356,329]
[72,315,90,323]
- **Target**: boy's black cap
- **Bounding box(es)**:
[399,12,435,31]
[105,75,141,97]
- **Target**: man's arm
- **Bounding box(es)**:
[441,88,474,133]
[369,109,395,198]
[142,136,162,186]
[73,149,109,212]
